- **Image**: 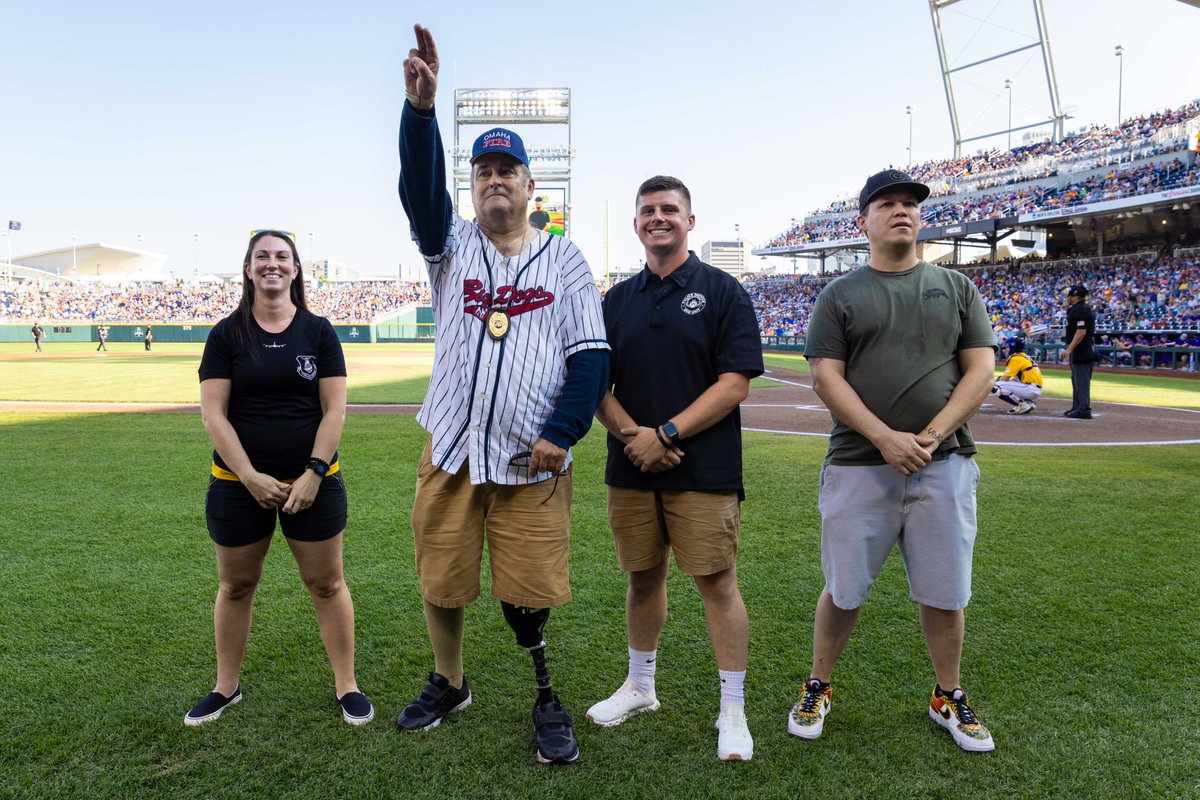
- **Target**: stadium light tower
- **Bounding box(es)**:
[71,232,77,273]
[1114,45,1125,125]
[1004,80,1013,149]
[452,88,573,235]
[906,106,913,164]
[193,233,200,277]
[928,0,1066,155]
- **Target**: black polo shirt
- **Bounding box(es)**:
[603,252,763,496]
[1065,301,1097,363]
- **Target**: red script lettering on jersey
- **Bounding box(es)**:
[463,280,555,322]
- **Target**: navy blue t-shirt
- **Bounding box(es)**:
[603,253,763,495]
[198,307,346,478]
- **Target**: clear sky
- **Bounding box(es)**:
[1,0,1197,280]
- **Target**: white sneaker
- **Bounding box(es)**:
[715,703,753,761]
[585,677,659,727]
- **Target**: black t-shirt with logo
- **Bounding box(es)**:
[198,308,346,478]
[602,252,764,496]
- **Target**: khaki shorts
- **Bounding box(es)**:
[412,439,572,608]
[605,487,740,576]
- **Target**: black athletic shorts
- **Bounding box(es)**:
[205,472,348,547]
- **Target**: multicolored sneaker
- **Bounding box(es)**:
[787,678,831,739]
[929,686,994,752]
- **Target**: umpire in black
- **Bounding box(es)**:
[1062,285,1097,419]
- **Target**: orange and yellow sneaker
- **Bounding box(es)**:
[929,686,994,752]
[787,678,832,740]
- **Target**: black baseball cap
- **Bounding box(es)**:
[1067,285,1089,297]
[858,169,930,210]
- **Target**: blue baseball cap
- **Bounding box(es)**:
[470,128,529,166]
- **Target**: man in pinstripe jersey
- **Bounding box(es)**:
[395,24,609,765]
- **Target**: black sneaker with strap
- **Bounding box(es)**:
[533,694,579,764]
[396,672,472,731]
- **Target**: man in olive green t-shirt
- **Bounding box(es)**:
[787,170,998,753]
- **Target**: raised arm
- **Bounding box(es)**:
[399,23,452,257]
[403,24,439,105]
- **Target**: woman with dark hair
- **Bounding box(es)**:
[185,230,372,726]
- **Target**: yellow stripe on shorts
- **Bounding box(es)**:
[210,460,340,483]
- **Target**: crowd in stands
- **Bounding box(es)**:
[5,255,1198,370]
[802,100,1200,218]
[766,158,1200,247]
[972,255,1200,342]
[0,280,430,323]
[746,256,1200,364]
[767,99,1200,248]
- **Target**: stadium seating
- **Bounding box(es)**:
[745,255,1200,350]
[766,99,1200,248]
[0,280,430,324]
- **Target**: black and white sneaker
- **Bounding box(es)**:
[533,694,580,764]
[396,672,471,731]
[338,690,375,726]
[184,685,242,726]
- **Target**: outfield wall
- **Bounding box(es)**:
[1,321,435,344]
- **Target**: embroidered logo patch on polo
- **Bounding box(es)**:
[296,355,317,380]
[681,292,707,315]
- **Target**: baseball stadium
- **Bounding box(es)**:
[2,2,1199,799]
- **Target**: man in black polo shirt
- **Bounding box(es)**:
[1062,285,1097,419]
[586,175,763,761]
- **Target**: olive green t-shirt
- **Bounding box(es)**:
[804,261,996,466]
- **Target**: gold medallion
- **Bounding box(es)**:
[486,308,510,339]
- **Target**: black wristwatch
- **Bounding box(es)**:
[307,457,330,477]
[661,420,681,445]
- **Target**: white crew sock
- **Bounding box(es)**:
[628,647,657,694]
[719,669,745,708]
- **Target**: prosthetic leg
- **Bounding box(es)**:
[501,601,579,764]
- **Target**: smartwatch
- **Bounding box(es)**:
[307,457,330,478]
[661,420,681,445]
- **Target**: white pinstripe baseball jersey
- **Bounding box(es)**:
[416,215,609,485]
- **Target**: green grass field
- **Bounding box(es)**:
[1,345,1198,799]
[3,342,1199,409]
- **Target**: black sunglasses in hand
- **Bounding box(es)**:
[508,451,562,505]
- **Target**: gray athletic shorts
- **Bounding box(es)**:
[818,453,979,611]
